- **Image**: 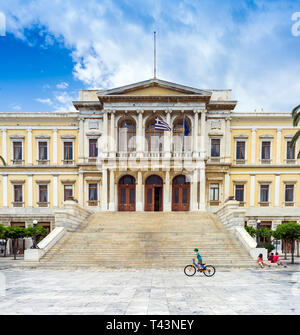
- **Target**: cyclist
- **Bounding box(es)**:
[193,248,204,271]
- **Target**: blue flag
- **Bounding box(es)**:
[184,118,190,136]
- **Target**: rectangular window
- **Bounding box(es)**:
[260,185,269,202]
[63,142,73,161]
[64,185,73,201]
[13,141,23,161]
[39,185,48,203]
[88,183,98,201]
[286,141,295,160]
[236,141,245,160]
[285,185,294,202]
[14,185,23,202]
[38,142,48,160]
[261,141,271,160]
[211,139,220,157]
[89,139,98,157]
[235,185,244,202]
[209,184,219,201]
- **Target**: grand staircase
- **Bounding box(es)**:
[39,212,256,269]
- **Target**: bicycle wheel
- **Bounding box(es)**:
[203,265,216,277]
[184,265,196,276]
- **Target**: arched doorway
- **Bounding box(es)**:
[145,175,163,211]
[118,175,136,211]
[172,175,190,211]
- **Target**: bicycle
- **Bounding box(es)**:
[184,261,216,277]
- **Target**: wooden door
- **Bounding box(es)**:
[145,185,163,211]
[118,185,135,211]
[172,175,190,211]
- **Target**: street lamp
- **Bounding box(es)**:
[256,219,261,248]
[31,220,38,249]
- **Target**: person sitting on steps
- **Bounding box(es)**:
[194,248,204,271]
[257,253,271,268]
[273,252,287,267]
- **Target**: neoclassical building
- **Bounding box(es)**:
[0,78,299,232]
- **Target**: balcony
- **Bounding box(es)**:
[116,152,137,158]
[87,200,100,206]
[235,159,246,165]
[62,159,75,165]
[12,159,24,166]
[259,201,270,207]
[37,159,50,166]
[260,159,272,165]
[238,201,245,207]
[284,201,295,207]
[12,202,24,208]
[209,200,220,206]
[285,159,297,165]
[37,202,49,208]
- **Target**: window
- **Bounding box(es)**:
[261,141,271,160]
[88,183,98,201]
[64,185,73,201]
[235,185,244,202]
[285,185,294,203]
[89,139,98,157]
[286,141,295,160]
[38,184,48,207]
[146,119,163,152]
[63,142,73,161]
[13,185,23,206]
[13,141,23,161]
[118,119,136,152]
[172,119,191,152]
[260,185,269,203]
[236,141,245,160]
[211,139,220,157]
[209,184,219,201]
[38,142,48,161]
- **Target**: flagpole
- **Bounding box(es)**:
[154,31,156,79]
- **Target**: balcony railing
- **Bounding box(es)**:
[87,200,99,206]
[285,159,297,164]
[235,159,246,165]
[37,159,50,165]
[284,201,295,207]
[62,159,75,165]
[260,159,272,164]
[12,202,24,208]
[12,159,24,165]
[259,201,269,207]
[37,202,49,207]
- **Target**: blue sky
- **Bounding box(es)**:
[0,0,300,113]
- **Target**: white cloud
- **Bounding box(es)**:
[12,104,21,110]
[35,98,53,105]
[56,82,69,89]
[1,0,300,113]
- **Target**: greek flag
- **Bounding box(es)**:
[155,117,171,131]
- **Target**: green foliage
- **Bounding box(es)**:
[245,225,257,238]
[260,242,275,253]
[259,227,272,240]
[274,222,300,240]
[0,224,5,239]
[291,104,300,158]
[25,225,48,242]
[5,226,26,239]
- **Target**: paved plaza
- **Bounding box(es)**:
[0,267,299,315]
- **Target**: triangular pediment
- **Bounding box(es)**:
[99,78,212,97]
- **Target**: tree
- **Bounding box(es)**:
[245,225,257,238]
[274,222,300,264]
[0,224,8,257]
[25,225,48,244]
[291,104,300,158]
[259,227,272,243]
[4,226,26,260]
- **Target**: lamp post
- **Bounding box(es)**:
[256,219,261,248]
[31,220,38,249]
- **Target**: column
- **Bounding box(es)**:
[78,172,84,207]
[193,110,199,158]
[275,174,280,207]
[137,171,143,211]
[276,129,281,165]
[53,128,58,165]
[103,110,108,156]
[225,118,231,164]
[109,169,115,211]
[191,169,198,211]
[3,174,7,207]
[199,163,206,210]
[164,170,171,211]
[251,129,256,165]
[78,118,84,163]
[250,174,255,206]
[53,175,58,207]
[163,111,171,158]
[224,173,230,202]
[27,128,32,165]
[101,167,108,211]
[110,111,116,157]
[200,110,207,159]
[2,129,7,163]
[28,174,33,207]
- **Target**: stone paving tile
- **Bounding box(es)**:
[0,268,299,315]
